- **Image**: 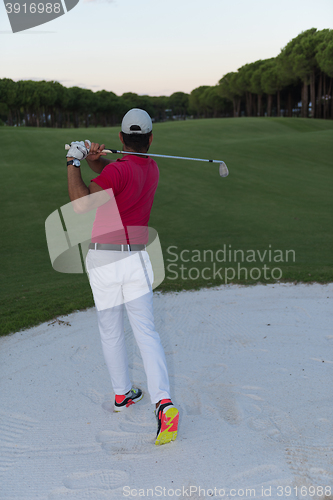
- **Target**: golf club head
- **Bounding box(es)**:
[219,162,229,177]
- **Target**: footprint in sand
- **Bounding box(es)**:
[63,469,129,490]
[96,429,154,456]
[194,382,244,425]
[239,387,301,443]
[223,464,292,500]
[81,388,111,406]
[246,408,300,442]
[70,345,88,363]
[48,469,129,499]
[0,410,38,473]
[172,363,228,418]
[209,384,243,425]
[285,445,333,490]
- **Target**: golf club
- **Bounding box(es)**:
[65,144,229,177]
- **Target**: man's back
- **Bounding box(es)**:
[91,154,159,244]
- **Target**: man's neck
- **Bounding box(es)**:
[122,146,148,158]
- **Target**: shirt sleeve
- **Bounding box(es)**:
[91,161,126,196]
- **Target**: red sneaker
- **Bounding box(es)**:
[155,399,179,445]
[114,388,143,412]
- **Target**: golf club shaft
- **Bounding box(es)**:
[65,144,224,165]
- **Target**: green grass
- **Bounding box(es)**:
[1,118,332,335]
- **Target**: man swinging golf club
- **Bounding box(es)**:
[66,108,179,446]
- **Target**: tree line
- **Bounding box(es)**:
[0,28,332,127]
[218,28,333,119]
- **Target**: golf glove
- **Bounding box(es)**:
[66,140,91,160]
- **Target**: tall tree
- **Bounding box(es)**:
[0,78,17,125]
[218,73,243,117]
[169,92,189,119]
[200,86,232,117]
[237,62,263,116]
[66,87,93,127]
[281,28,321,118]
[276,49,300,117]
[316,29,333,119]
[150,95,169,122]
[51,81,69,127]
[189,86,210,117]
[260,59,286,117]
[250,60,272,117]
[36,81,57,126]
[121,93,155,118]
[261,62,275,117]
[17,80,41,126]
[95,90,121,126]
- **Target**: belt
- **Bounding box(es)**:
[88,243,146,251]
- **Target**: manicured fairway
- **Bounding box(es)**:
[0,118,332,335]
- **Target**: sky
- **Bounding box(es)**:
[0,0,333,97]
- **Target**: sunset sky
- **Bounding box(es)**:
[1,0,332,96]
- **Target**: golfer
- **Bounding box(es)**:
[66,109,179,446]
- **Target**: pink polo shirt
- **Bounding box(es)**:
[90,154,159,244]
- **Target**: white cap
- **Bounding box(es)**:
[121,108,152,134]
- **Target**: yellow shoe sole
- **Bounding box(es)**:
[155,407,179,446]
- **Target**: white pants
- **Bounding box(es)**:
[86,249,171,404]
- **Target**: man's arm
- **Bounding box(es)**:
[85,142,109,173]
[67,161,110,213]
[86,156,109,174]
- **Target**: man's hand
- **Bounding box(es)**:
[66,140,91,160]
[87,142,107,161]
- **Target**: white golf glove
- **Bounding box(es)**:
[66,140,91,160]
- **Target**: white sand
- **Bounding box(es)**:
[1,283,332,500]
